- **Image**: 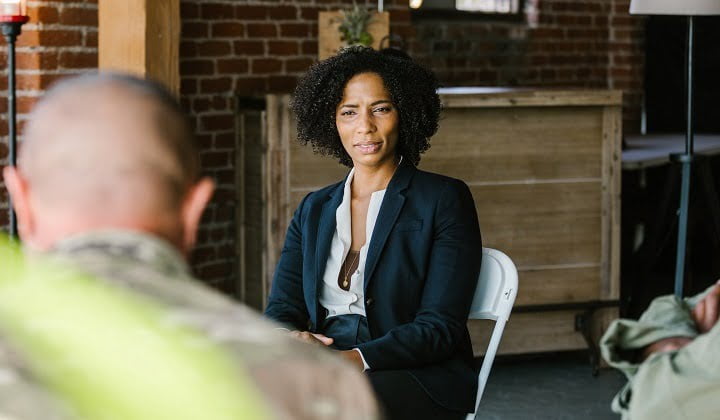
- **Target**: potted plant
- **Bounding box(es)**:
[318,4,389,60]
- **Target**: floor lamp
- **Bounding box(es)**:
[629,0,720,297]
[0,0,28,239]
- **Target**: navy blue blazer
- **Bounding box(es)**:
[265,160,482,412]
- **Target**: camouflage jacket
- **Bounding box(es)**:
[600,286,719,420]
[0,231,379,420]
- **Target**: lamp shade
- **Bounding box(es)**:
[630,0,720,15]
[0,0,27,18]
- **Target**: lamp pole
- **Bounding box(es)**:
[0,13,28,239]
[671,16,695,298]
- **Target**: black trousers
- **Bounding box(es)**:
[323,314,467,420]
[367,370,467,420]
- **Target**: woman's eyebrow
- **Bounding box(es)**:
[338,99,392,108]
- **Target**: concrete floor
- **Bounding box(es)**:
[475,352,626,420]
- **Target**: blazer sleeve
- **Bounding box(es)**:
[356,179,482,370]
[264,194,311,330]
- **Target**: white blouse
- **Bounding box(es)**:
[318,168,386,318]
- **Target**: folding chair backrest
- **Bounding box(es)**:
[466,248,518,420]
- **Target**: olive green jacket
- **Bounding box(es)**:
[600,286,718,420]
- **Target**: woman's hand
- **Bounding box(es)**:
[289,331,334,347]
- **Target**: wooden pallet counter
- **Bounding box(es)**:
[237,88,623,356]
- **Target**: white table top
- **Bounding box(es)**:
[622,133,720,170]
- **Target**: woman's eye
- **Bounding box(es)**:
[374,107,392,113]
[340,110,356,116]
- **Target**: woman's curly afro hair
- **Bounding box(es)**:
[291,46,441,167]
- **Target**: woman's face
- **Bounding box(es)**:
[336,72,399,170]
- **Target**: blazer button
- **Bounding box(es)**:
[365,297,374,307]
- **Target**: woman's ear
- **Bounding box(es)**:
[179,177,215,254]
[3,166,35,242]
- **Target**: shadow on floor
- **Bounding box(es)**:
[476,351,626,420]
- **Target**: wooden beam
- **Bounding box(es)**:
[98,0,180,95]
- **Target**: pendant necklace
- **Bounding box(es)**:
[341,251,360,290]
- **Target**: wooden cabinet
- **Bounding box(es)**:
[238,88,622,355]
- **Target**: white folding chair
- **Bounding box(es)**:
[466,248,518,420]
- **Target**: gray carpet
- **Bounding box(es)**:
[475,352,626,420]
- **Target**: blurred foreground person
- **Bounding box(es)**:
[601,282,720,419]
[1,74,379,420]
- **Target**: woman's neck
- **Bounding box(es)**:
[351,156,400,198]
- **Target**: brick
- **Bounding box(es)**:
[235,77,266,93]
[180,59,215,76]
[268,6,297,20]
[300,6,322,20]
[234,40,265,55]
[285,57,314,72]
[16,51,58,70]
[268,41,298,55]
[201,3,235,20]
[60,7,98,26]
[180,41,198,58]
[280,23,310,37]
[28,5,60,24]
[301,40,318,55]
[217,58,249,74]
[37,30,84,47]
[200,77,232,93]
[247,23,277,38]
[180,78,197,95]
[59,51,97,69]
[84,30,98,48]
[200,149,231,165]
[212,22,244,37]
[251,58,282,74]
[183,22,209,38]
[268,75,297,92]
[235,5,267,20]
[15,29,40,47]
[180,2,199,19]
[196,41,232,57]
[214,135,235,150]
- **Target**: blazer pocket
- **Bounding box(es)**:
[394,219,423,232]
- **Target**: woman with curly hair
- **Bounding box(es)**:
[265,47,482,419]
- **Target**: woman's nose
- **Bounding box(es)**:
[356,111,376,133]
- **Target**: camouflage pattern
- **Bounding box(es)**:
[0,230,380,420]
[601,286,718,420]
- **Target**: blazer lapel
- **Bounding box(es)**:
[364,161,415,291]
[313,179,345,317]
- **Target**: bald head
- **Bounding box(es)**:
[5,74,214,252]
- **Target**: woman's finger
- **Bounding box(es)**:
[311,333,334,346]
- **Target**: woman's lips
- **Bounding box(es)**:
[355,142,381,154]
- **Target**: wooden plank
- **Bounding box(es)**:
[288,110,348,190]
[264,95,291,306]
[440,89,623,109]
[98,0,180,94]
[515,266,601,306]
[471,182,602,267]
[238,108,266,310]
[601,105,622,300]
[146,0,180,95]
[318,11,390,60]
[419,107,603,182]
[469,311,587,355]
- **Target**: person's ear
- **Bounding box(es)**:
[3,166,35,242]
[179,177,215,253]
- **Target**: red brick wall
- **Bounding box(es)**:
[0,0,98,227]
[1,0,645,294]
